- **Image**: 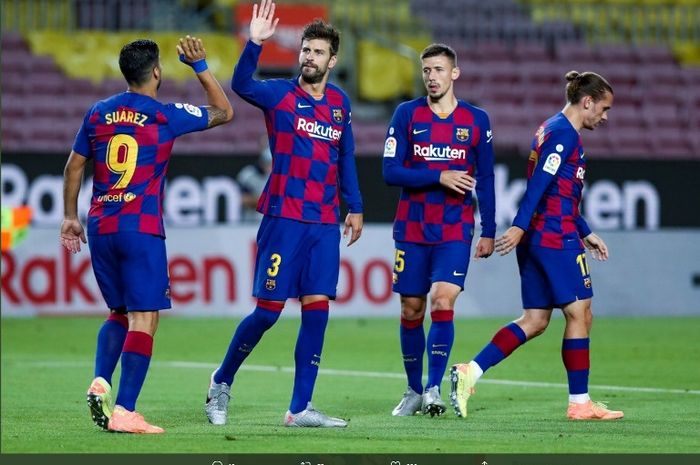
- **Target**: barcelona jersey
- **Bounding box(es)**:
[232,40,363,224]
[512,112,592,249]
[72,92,208,237]
[382,97,496,244]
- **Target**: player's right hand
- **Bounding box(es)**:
[249,0,279,45]
[495,226,525,256]
[177,35,206,64]
[60,218,86,254]
[439,170,476,194]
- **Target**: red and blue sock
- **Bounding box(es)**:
[215,299,283,385]
[400,315,425,395]
[473,322,527,373]
[115,330,153,411]
[426,309,454,390]
[94,312,128,385]
[289,301,329,414]
[562,338,590,395]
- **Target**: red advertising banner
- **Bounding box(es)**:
[234,3,328,68]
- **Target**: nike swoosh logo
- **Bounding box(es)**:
[413,129,428,135]
[297,103,312,109]
[453,271,465,276]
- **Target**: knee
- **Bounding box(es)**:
[430,295,452,312]
[518,314,550,338]
[400,301,425,321]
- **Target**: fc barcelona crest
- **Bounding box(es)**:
[265,279,276,291]
[456,127,470,141]
[332,108,343,124]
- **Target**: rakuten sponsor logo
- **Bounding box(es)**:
[413,144,466,161]
[1,249,237,310]
[296,117,342,141]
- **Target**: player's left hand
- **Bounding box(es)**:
[343,213,363,247]
[177,35,206,64]
[60,218,86,254]
[583,233,609,261]
[473,237,494,259]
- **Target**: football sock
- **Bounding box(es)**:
[116,331,153,411]
[94,312,128,385]
[215,300,284,385]
[426,309,454,390]
[400,315,425,395]
[289,301,329,414]
[473,322,527,373]
[562,337,590,399]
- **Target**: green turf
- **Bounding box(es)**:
[2,316,699,453]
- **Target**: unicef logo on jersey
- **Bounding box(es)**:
[97,192,137,203]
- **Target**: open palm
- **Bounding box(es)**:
[250,0,279,44]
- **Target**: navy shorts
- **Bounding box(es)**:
[392,240,471,296]
[88,232,171,311]
[516,244,594,309]
[253,216,341,300]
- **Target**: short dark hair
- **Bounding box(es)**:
[301,19,340,56]
[420,43,457,67]
[119,39,159,86]
[565,70,613,104]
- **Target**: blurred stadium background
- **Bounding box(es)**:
[1,0,700,457]
[2,0,699,318]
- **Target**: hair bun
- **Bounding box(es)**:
[565,70,580,82]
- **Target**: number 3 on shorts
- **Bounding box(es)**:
[267,253,282,277]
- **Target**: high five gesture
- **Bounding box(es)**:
[249,0,279,45]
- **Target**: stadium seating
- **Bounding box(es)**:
[2,0,699,159]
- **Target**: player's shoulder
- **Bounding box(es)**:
[395,97,426,114]
[325,81,351,104]
[457,99,490,120]
[542,112,572,131]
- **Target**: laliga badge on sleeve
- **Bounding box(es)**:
[383,136,397,158]
[543,153,561,175]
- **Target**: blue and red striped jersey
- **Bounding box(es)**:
[232,41,362,224]
[72,92,208,237]
[382,97,496,244]
[512,112,592,249]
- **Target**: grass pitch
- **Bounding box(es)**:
[2,316,699,454]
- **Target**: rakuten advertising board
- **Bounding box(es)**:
[2,226,699,317]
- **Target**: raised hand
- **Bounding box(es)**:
[250,0,280,45]
[177,35,206,64]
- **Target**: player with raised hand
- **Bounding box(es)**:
[205,0,363,428]
[450,71,624,421]
[61,35,233,433]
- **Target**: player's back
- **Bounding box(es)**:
[76,92,208,237]
[525,112,586,248]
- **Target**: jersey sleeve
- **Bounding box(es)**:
[338,99,363,213]
[575,215,592,238]
[163,102,209,137]
[231,40,286,109]
[512,128,579,231]
[71,110,93,158]
[382,103,441,187]
[474,109,496,238]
